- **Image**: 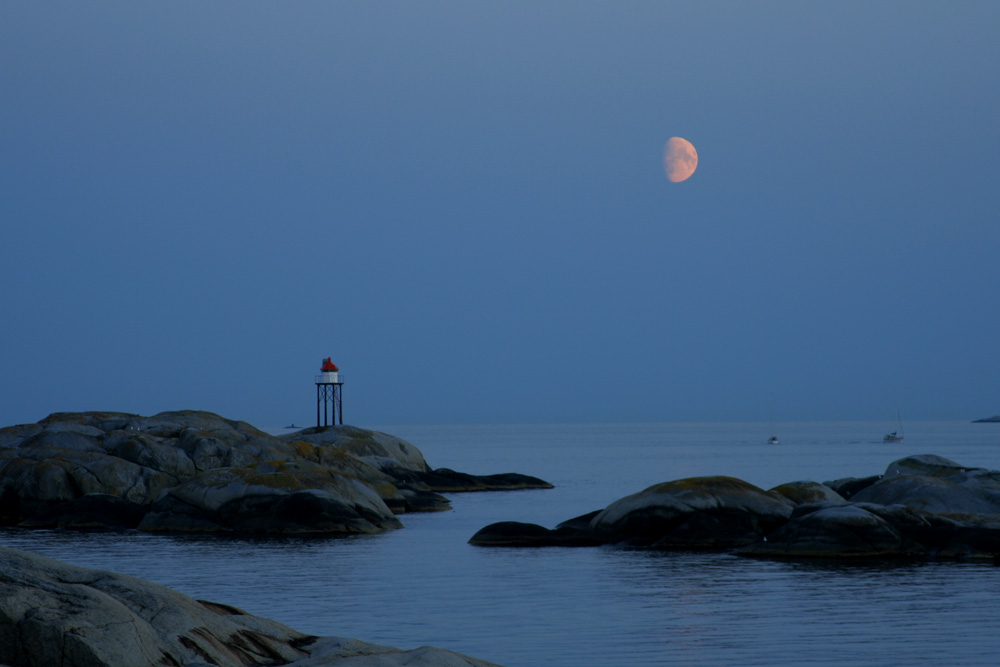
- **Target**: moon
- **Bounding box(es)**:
[664,137,698,183]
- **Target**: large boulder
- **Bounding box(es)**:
[739,502,937,559]
[851,475,1000,515]
[884,454,976,479]
[139,461,402,534]
[743,456,1000,559]
[850,454,1000,515]
[739,500,1000,560]
[0,546,501,667]
[471,477,797,550]
[588,476,795,548]
[0,448,175,517]
[0,411,550,534]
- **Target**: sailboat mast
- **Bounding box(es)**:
[768,395,778,444]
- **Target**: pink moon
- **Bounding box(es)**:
[664,137,698,183]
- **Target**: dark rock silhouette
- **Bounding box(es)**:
[472,454,1000,561]
[0,411,551,535]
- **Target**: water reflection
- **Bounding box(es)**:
[595,547,1000,664]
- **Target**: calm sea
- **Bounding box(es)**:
[4,421,1000,665]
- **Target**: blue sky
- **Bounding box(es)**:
[2,2,998,427]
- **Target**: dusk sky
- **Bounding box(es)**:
[3,3,999,428]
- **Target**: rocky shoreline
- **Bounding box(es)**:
[0,546,500,666]
[0,410,550,666]
[0,411,552,535]
[471,454,1000,561]
[8,413,1000,666]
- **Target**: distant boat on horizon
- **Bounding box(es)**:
[768,396,779,444]
[284,423,300,429]
[884,403,904,442]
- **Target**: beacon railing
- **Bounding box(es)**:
[315,374,344,384]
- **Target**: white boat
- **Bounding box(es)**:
[884,404,904,442]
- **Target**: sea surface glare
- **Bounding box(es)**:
[4,421,1000,665]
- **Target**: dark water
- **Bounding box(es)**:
[4,421,1000,665]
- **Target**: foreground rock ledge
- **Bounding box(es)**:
[0,411,551,535]
[0,546,500,667]
[470,454,1000,561]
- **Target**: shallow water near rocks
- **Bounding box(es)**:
[4,421,1000,665]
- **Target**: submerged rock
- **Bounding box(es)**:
[387,467,554,493]
[0,411,551,535]
[469,520,604,547]
[0,545,502,667]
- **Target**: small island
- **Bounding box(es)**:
[972,415,1000,423]
[470,454,1000,562]
[0,410,551,535]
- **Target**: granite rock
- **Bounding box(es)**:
[0,545,501,667]
[851,454,1000,515]
[472,477,794,550]
[588,476,795,548]
[0,411,550,535]
[472,455,1000,561]
[769,480,845,506]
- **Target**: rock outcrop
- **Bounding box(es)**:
[0,545,500,667]
[0,411,551,535]
[279,426,553,495]
[743,454,1000,560]
[471,454,1000,561]
[588,476,794,549]
[471,476,794,549]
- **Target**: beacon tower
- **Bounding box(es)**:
[315,357,343,427]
